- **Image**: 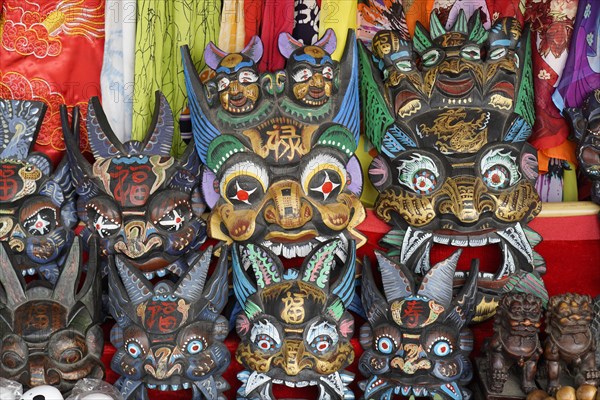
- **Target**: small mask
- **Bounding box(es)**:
[360,12,545,321]
[359,250,478,400]
[565,89,600,204]
[108,246,230,399]
[0,238,103,393]
[233,239,356,399]
[182,30,365,259]
[61,93,206,277]
[0,99,76,283]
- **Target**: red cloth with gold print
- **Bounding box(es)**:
[0,0,105,165]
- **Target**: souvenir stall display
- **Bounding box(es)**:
[0,1,598,400]
[359,11,547,322]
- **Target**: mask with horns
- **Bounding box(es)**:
[61,93,206,278]
[359,250,478,400]
[360,11,546,321]
[108,246,230,400]
[233,239,356,399]
[182,29,365,260]
[0,237,103,392]
[0,99,76,283]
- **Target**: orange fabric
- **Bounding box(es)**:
[404,0,434,35]
[537,139,578,173]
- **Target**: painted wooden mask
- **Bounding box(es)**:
[360,12,545,320]
[0,237,103,392]
[182,29,365,259]
[566,89,600,204]
[61,93,206,277]
[233,239,356,399]
[0,99,76,283]
[108,246,230,400]
[359,250,478,400]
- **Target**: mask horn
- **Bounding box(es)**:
[430,12,447,40]
[232,244,258,307]
[361,257,389,325]
[52,236,82,308]
[0,99,46,160]
[0,243,26,308]
[314,28,337,55]
[241,36,264,63]
[278,32,304,59]
[300,239,342,292]
[204,41,229,70]
[417,250,462,309]
[201,245,230,317]
[174,246,212,302]
[445,259,479,328]
[61,105,99,192]
[331,240,356,308]
[241,243,283,289]
[141,91,174,156]
[113,256,153,304]
[87,97,126,159]
[376,251,414,302]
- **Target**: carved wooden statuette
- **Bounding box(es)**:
[61,93,206,278]
[485,292,543,394]
[359,249,478,400]
[0,99,76,283]
[0,237,103,392]
[182,30,365,260]
[566,89,600,204]
[232,239,356,399]
[544,293,599,395]
[108,246,230,400]
[360,10,546,321]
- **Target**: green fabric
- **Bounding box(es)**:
[562,161,578,202]
[133,0,221,156]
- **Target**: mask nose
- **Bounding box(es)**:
[263,181,312,229]
[29,355,60,387]
[390,343,432,375]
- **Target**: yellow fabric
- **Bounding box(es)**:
[132,0,221,156]
[562,161,578,202]
[319,0,357,60]
[219,0,246,52]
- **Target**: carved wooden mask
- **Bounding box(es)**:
[566,89,600,204]
[61,93,206,277]
[182,30,365,260]
[0,99,76,283]
[233,239,356,399]
[108,246,230,399]
[0,237,103,393]
[359,250,478,400]
[360,12,545,321]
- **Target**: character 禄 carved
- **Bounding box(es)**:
[0,99,76,283]
[565,89,600,204]
[360,10,546,321]
[61,93,206,278]
[544,293,599,395]
[108,246,230,400]
[485,292,543,394]
[359,249,478,400]
[182,29,365,260]
[233,239,356,400]
[0,237,103,392]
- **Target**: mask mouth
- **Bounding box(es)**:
[238,370,354,400]
[228,92,249,108]
[261,231,350,260]
[362,376,465,400]
[435,75,475,98]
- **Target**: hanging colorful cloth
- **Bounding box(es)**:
[258,0,295,72]
[132,0,221,156]
[244,0,263,45]
[433,0,492,28]
[357,0,408,46]
[319,0,357,60]
[0,0,105,164]
[553,0,600,111]
[219,0,245,52]
[100,0,136,142]
[293,0,320,44]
